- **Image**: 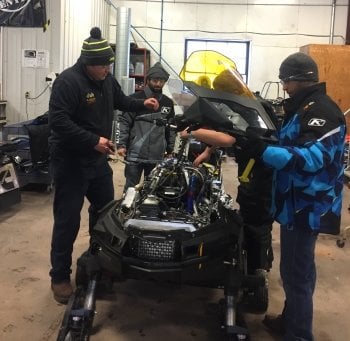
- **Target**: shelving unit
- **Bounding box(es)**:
[129,48,150,92]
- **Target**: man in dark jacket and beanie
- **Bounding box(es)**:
[48,27,159,304]
[235,52,346,341]
[117,62,176,190]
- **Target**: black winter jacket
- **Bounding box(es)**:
[49,58,145,163]
[117,86,176,163]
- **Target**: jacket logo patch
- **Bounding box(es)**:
[86,92,96,105]
[161,106,171,114]
[308,118,326,127]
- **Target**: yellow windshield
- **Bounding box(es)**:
[179,50,255,99]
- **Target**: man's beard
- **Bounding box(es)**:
[149,85,162,94]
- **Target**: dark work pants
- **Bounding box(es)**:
[244,223,273,272]
[124,161,156,191]
[49,155,114,283]
[280,224,317,341]
[237,179,274,273]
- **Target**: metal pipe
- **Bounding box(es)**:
[83,278,98,311]
[107,0,346,6]
[131,26,178,77]
[225,295,235,327]
[329,0,337,44]
[114,7,131,84]
[159,0,164,62]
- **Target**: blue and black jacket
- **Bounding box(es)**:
[261,83,346,234]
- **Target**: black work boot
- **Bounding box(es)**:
[262,314,286,335]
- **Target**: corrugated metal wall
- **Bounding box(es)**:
[60,0,110,70]
[1,0,110,125]
[2,26,52,123]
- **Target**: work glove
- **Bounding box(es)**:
[174,114,202,132]
[174,115,189,132]
[234,128,268,160]
[186,123,202,133]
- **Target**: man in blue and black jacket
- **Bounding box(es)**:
[236,52,346,341]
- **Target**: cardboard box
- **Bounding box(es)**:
[300,44,350,113]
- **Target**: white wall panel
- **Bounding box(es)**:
[2,27,51,123]
[333,5,349,44]
[110,0,348,93]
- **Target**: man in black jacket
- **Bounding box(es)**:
[48,27,159,304]
[117,62,176,190]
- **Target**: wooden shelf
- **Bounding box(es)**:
[129,48,150,92]
[110,44,150,92]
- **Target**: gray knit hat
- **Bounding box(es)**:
[146,62,169,80]
[80,27,115,65]
[279,52,319,82]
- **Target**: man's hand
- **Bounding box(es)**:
[144,98,159,111]
[179,125,202,139]
[179,128,190,139]
[193,148,212,167]
[117,146,127,157]
[94,137,116,155]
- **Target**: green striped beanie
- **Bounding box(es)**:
[80,27,115,65]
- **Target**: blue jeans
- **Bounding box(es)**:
[280,224,318,341]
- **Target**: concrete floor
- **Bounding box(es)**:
[1,157,350,341]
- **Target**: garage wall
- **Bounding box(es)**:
[1,0,110,124]
[1,0,349,124]
[109,0,349,95]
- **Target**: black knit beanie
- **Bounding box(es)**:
[279,52,319,82]
[146,62,169,80]
[80,27,115,65]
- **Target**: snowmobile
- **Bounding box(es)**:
[56,50,278,341]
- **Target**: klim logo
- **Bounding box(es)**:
[308,118,326,127]
[161,107,172,114]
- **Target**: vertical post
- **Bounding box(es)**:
[346,0,350,44]
[159,0,164,62]
[114,7,131,84]
[329,0,336,44]
[113,7,133,144]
